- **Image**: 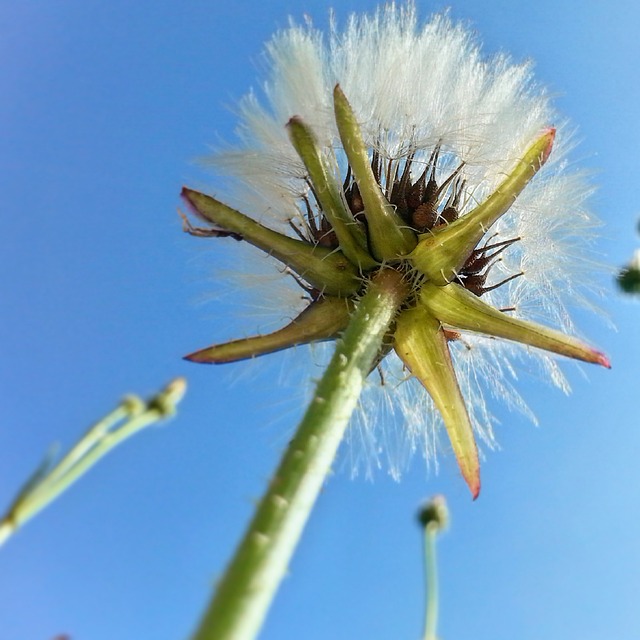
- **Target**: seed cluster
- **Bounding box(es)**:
[292,147,522,301]
[181,87,609,498]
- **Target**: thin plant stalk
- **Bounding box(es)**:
[191,269,409,640]
[418,497,447,640]
[0,378,187,547]
[422,522,440,640]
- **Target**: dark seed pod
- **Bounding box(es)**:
[461,272,489,296]
[440,205,459,224]
[316,228,339,249]
[346,181,365,215]
[412,202,438,231]
[406,167,428,209]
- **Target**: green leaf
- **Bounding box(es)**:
[394,305,480,498]
[410,129,555,285]
[333,85,417,261]
[286,116,377,270]
[420,281,611,367]
[182,188,361,297]
[185,297,353,363]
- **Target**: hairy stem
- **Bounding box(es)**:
[191,268,409,640]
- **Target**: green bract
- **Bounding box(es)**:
[183,86,609,498]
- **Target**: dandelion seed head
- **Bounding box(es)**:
[191,2,607,483]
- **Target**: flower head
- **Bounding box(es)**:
[182,3,609,497]
[618,248,640,294]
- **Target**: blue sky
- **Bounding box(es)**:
[1,1,639,639]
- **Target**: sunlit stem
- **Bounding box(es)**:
[191,269,409,640]
[185,297,353,364]
[0,379,187,548]
[410,129,555,285]
[424,524,438,640]
[417,497,448,640]
[181,188,361,297]
[422,522,440,640]
[287,116,377,270]
[333,84,417,262]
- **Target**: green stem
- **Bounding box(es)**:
[20,410,160,524]
[0,522,12,547]
[191,269,409,640]
[422,523,439,640]
[0,378,186,547]
[43,403,138,486]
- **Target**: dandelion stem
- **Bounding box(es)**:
[422,522,440,640]
[417,497,447,640]
[191,268,409,640]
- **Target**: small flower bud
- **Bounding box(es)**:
[617,249,640,294]
[417,495,449,532]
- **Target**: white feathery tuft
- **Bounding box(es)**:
[201,2,604,479]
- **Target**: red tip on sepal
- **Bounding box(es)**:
[540,127,556,165]
[469,479,481,501]
[183,350,217,364]
[394,305,481,500]
[594,351,612,369]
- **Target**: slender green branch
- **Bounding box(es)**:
[0,378,187,548]
[422,524,439,640]
[191,269,409,640]
[417,496,448,640]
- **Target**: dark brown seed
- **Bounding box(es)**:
[412,202,438,231]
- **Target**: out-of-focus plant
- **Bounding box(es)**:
[617,220,640,294]
[0,378,186,548]
[418,496,449,640]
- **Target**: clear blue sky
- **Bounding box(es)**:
[2,1,638,639]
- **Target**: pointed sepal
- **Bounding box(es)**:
[394,305,480,498]
[286,116,377,270]
[181,188,361,297]
[410,129,555,285]
[419,281,611,368]
[185,296,353,364]
[333,85,417,262]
